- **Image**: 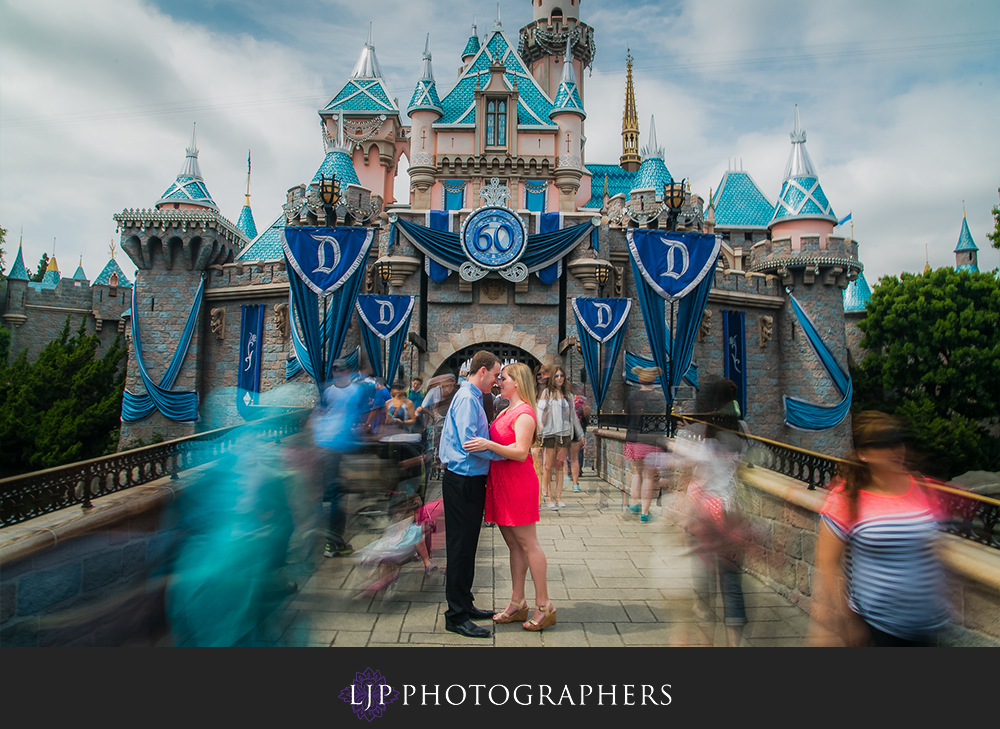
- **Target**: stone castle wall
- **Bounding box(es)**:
[2,277,130,364]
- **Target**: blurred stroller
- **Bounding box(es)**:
[348,497,444,600]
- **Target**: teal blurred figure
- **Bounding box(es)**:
[164,438,308,647]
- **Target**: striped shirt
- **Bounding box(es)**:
[821,479,949,641]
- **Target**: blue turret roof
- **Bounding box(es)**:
[550,37,585,119]
[73,258,87,280]
[955,215,978,252]
[157,124,219,211]
[713,170,775,228]
[8,244,28,280]
[311,149,360,186]
[322,31,399,117]
[632,116,672,193]
[843,272,871,313]
[581,164,636,209]
[770,107,835,225]
[408,35,444,117]
[94,257,132,287]
[237,214,285,261]
[237,201,258,240]
[437,23,556,128]
[462,22,480,59]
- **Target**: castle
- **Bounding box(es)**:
[0,1,984,457]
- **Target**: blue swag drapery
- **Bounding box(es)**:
[355,294,415,382]
[394,214,596,282]
[572,297,631,411]
[783,294,852,431]
[122,277,204,422]
[627,230,718,408]
[624,350,698,389]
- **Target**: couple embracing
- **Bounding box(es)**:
[439,350,555,639]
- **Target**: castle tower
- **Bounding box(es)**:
[631,115,671,196]
[620,52,640,172]
[407,34,444,210]
[156,124,219,212]
[748,106,861,453]
[768,106,837,246]
[73,256,87,282]
[518,0,595,103]
[549,36,586,211]
[40,256,61,288]
[1,239,29,337]
[319,26,405,205]
[954,210,980,273]
[114,129,247,446]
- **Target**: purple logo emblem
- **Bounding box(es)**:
[339,667,399,721]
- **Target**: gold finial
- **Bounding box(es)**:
[109,239,117,260]
[603,174,609,197]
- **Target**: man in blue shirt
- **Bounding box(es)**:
[438,350,503,638]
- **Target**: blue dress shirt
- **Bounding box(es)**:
[438,381,502,476]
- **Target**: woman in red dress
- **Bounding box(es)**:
[464,362,556,631]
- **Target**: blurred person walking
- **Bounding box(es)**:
[673,378,749,647]
[465,362,555,631]
[811,412,949,647]
[312,360,369,558]
[568,381,590,492]
[538,366,573,510]
[532,364,551,498]
[625,366,665,522]
[438,351,503,638]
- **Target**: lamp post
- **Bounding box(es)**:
[373,259,393,379]
[662,178,686,432]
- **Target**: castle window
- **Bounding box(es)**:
[485,99,506,147]
[442,179,466,211]
[525,180,547,212]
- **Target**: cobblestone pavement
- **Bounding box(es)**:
[285,473,811,647]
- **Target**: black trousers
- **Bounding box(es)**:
[442,469,488,625]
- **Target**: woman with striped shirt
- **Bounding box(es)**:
[811,412,949,647]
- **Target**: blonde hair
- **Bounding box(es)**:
[503,362,539,441]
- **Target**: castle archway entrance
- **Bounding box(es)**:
[433,342,540,378]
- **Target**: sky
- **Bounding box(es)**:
[1,0,998,286]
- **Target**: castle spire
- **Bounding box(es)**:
[620,51,641,172]
[549,35,586,119]
[179,123,203,179]
[236,149,257,240]
[462,18,480,60]
[8,234,28,281]
[640,114,663,160]
[350,23,384,78]
[407,34,444,117]
[770,106,835,225]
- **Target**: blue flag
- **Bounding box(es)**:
[572,297,631,343]
[722,310,747,417]
[237,304,264,418]
[355,295,416,340]
[281,226,374,296]
[627,229,721,301]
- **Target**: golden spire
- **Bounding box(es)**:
[924,243,931,275]
[620,50,641,172]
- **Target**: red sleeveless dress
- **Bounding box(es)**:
[484,402,540,526]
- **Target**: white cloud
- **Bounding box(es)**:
[1,0,997,285]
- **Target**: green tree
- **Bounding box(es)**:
[0,225,7,276]
[989,187,1000,250]
[30,252,49,282]
[0,317,127,477]
[852,267,1000,478]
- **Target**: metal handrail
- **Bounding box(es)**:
[0,408,311,527]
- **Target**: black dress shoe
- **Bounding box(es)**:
[445,620,491,638]
[468,606,497,620]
